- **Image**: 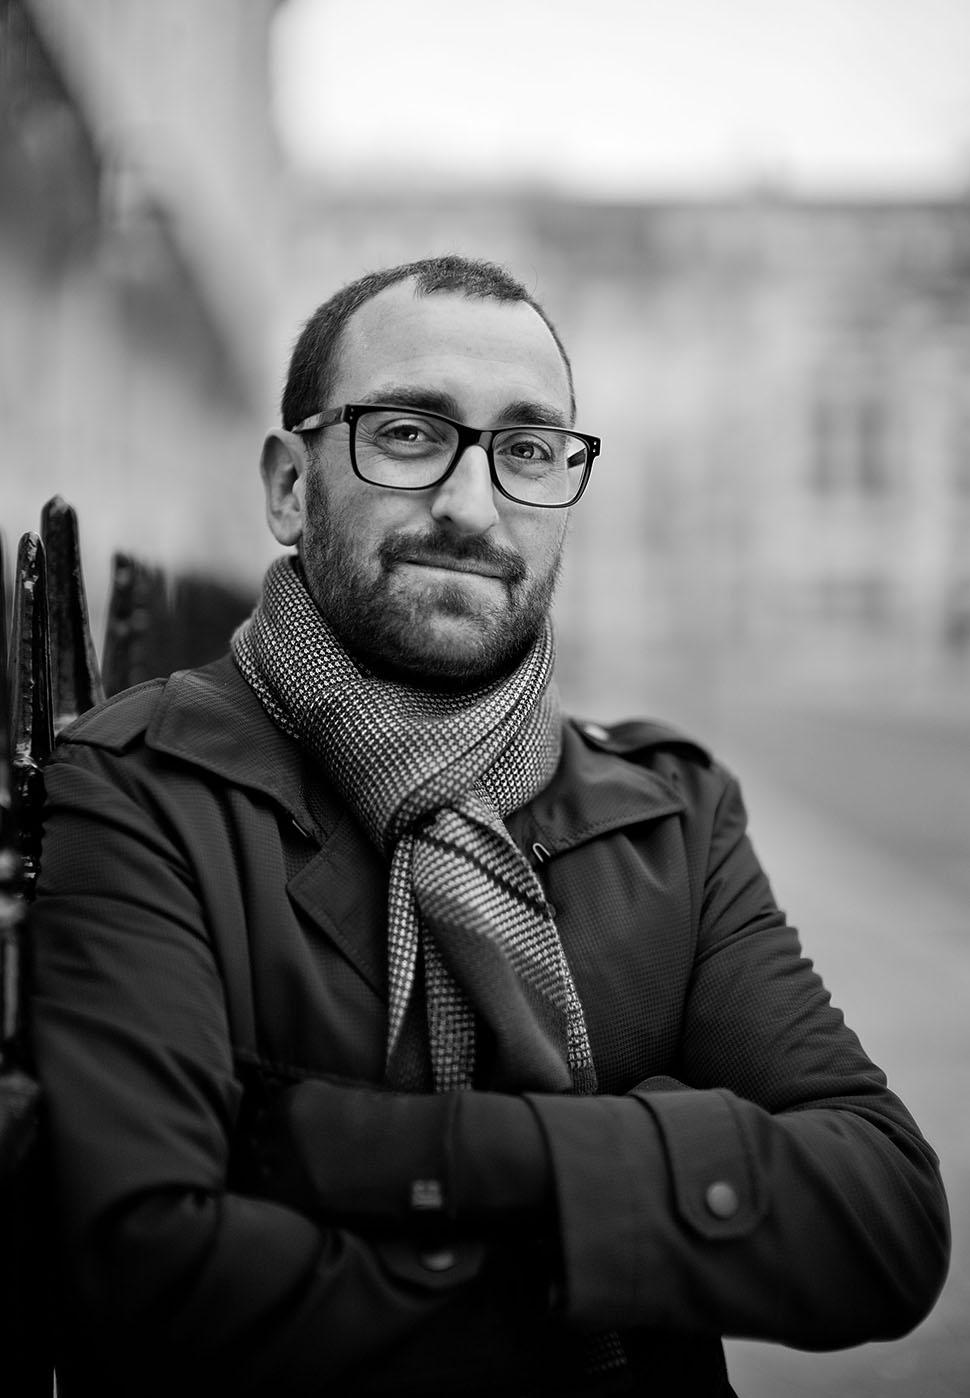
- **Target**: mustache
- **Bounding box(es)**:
[379,528,527,586]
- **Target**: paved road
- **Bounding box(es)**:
[710,705,969,1398]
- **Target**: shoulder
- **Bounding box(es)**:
[567,715,713,768]
[563,714,741,830]
[54,654,241,758]
[56,678,169,755]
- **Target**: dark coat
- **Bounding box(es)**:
[29,656,949,1396]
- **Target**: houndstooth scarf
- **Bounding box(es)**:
[232,556,597,1096]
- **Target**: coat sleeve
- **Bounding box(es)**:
[28,748,568,1397]
[523,765,950,1347]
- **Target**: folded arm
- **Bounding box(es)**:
[258,769,949,1349]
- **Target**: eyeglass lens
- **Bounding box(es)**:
[352,409,589,505]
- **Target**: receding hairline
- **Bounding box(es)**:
[280,256,577,429]
[330,277,574,412]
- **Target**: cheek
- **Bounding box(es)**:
[514,514,568,577]
[327,496,426,585]
[318,487,380,561]
[351,493,429,550]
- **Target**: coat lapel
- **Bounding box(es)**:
[286,816,388,998]
[146,656,388,993]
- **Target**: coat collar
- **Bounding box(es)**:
[146,655,341,842]
[505,719,685,861]
[147,656,685,860]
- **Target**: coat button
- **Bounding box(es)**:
[419,1248,457,1272]
[705,1180,739,1219]
[582,721,610,742]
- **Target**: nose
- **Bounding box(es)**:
[429,444,500,535]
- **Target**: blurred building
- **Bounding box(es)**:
[3,0,968,715]
[286,186,970,717]
[0,0,284,643]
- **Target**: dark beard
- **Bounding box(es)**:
[299,471,561,690]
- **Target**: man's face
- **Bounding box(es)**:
[293,282,573,687]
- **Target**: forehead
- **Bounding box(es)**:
[331,281,572,418]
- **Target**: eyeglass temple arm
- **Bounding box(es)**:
[291,406,347,435]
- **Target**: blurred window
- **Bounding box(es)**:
[951,401,970,496]
[811,376,892,497]
[857,395,891,496]
[817,574,894,630]
[811,392,840,494]
[944,579,970,652]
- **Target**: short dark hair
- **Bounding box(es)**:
[280,254,575,429]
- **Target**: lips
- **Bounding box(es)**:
[402,553,506,580]
[379,530,527,587]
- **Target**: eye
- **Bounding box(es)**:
[382,419,433,443]
[495,430,559,472]
[361,411,452,456]
[509,438,551,461]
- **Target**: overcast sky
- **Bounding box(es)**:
[272,0,970,196]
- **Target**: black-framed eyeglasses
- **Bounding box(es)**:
[291,403,600,508]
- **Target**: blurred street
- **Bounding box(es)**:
[703,692,970,1397]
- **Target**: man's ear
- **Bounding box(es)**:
[261,429,310,546]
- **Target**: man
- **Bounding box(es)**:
[31,256,948,1396]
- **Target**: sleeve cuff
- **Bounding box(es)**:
[525,1093,668,1328]
[525,1087,766,1329]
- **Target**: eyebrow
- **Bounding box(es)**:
[501,399,571,429]
[358,385,570,430]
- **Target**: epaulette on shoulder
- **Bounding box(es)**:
[56,678,168,755]
[571,715,712,767]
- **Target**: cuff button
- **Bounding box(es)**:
[419,1248,457,1273]
[410,1178,445,1212]
[705,1180,740,1219]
